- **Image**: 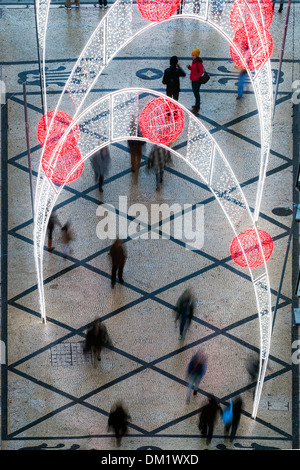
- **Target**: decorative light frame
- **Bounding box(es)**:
[33,88,272,419]
[33,0,275,418]
[35,0,273,224]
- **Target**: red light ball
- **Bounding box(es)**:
[230,25,273,70]
[230,229,273,268]
[42,142,84,184]
[37,111,80,148]
[139,97,185,145]
[137,0,181,22]
[230,0,274,32]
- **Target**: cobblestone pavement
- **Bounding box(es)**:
[1,1,300,451]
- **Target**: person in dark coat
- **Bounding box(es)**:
[198,397,222,445]
[186,349,208,402]
[84,319,112,366]
[175,289,194,340]
[147,144,172,191]
[109,238,127,288]
[127,139,145,175]
[108,402,131,447]
[162,56,186,101]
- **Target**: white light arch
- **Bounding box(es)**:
[35,0,273,223]
[33,88,272,419]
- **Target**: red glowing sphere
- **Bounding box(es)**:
[230,229,273,268]
[42,142,84,184]
[139,97,184,145]
[137,0,181,22]
[230,25,273,70]
[37,111,80,148]
[230,0,274,32]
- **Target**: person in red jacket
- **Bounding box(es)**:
[186,48,204,114]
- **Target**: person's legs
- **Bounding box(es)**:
[206,423,214,444]
[230,423,238,442]
[135,147,142,173]
[155,171,160,190]
[99,173,104,192]
[130,149,136,172]
[186,373,196,401]
[237,72,247,98]
[111,265,117,287]
[65,0,71,8]
[192,81,201,111]
[118,265,124,283]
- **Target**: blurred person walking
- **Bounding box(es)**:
[47,211,61,252]
[186,349,207,402]
[61,222,74,258]
[91,146,111,193]
[175,289,194,340]
[108,402,131,447]
[224,396,243,442]
[147,144,172,191]
[236,68,247,100]
[109,238,127,288]
[128,136,145,176]
[84,319,112,366]
[198,396,222,445]
[162,55,186,101]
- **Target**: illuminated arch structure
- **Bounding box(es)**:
[34,88,271,419]
[33,0,275,418]
[35,0,274,223]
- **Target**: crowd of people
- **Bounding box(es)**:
[77,296,260,447]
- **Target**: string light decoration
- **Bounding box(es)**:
[230,0,274,32]
[41,142,84,184]
[230,229,273,268]
[137,0,181,22]
[37,111,80,148]
[230,25,273,70]
[139,96,184,145]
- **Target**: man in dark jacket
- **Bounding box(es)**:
[162,56,186,101]
[109,238,127,288]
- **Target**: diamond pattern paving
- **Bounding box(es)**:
[1,5,298,451]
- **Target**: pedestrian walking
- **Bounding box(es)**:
[174,289,194,340]
[147,144,172,191]
[61,222,74,258]
[162,56,186,101]
[224,396,243,442]
[65,0,79,9]
[47,211,61,252]
[84,319,112,367]
[128,134,145,175]
[109,238,127,288]
[236,68,247,100]
[186,349,207,402]
[186,48,204,114]
[108,402,131,447]
[198,397,222,445]
[91,146,111,193]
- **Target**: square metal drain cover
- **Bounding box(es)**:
[50,342,92,367]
